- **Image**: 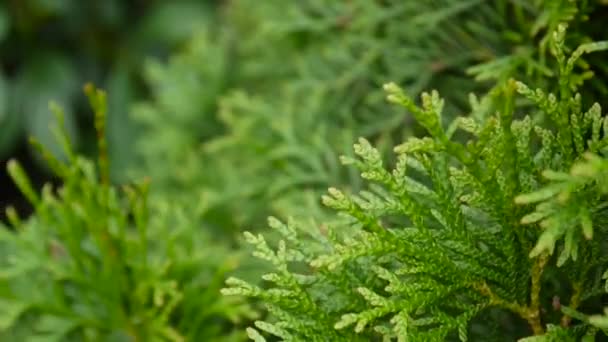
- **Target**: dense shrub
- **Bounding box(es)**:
[131,0,608,240]
[223,25,608,341]
[2,1,608,340]
[0,87,253,341]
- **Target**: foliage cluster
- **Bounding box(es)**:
[0,0,218,176]
[223,24,608,341]
[131,0,608,239]
[0,86,253,341]
[2,1,608,341]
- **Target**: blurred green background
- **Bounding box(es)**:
[0,0,219,221]
[3,0,608,231]
[3,0,607,233]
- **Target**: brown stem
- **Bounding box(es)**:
[561,281,582,327]
[528,253,549,334]
[475,252,548,335]
[475,282,536,327]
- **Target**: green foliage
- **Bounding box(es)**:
[3,1,608,340]
[223,25,608,341]
[0,87,253,341]
[131,0,608,240]
[0,0,217,179]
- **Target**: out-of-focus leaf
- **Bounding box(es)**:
[29,315,79,341]
[137,1,213,47]
[15,54,78,164]
[0,72,6,124]
[93,1,124,29]
[0,73,23,159]
[105,64,137,183]
[0,299,28,330]
[0,6,8,42]
[27,0,72,16]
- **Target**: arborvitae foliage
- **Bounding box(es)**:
[0,86,254,341]
[222,25,608,341]
[131,0,608,238]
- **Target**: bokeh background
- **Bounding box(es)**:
[6,0,602,230]
[0,0,220,221]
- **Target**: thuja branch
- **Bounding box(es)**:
[84,82,110,186]
[529,253,549,335]
[223,22,608,340]
[475,253,549,336]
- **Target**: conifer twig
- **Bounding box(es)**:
[560,281,582,327]
[475,251,548,336]
[528,252,549,334]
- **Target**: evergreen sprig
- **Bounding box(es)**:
[0,86,254,341]
[223,25,608,341]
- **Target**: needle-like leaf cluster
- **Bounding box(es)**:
[0,86,254,341]
[223,24,608,341]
